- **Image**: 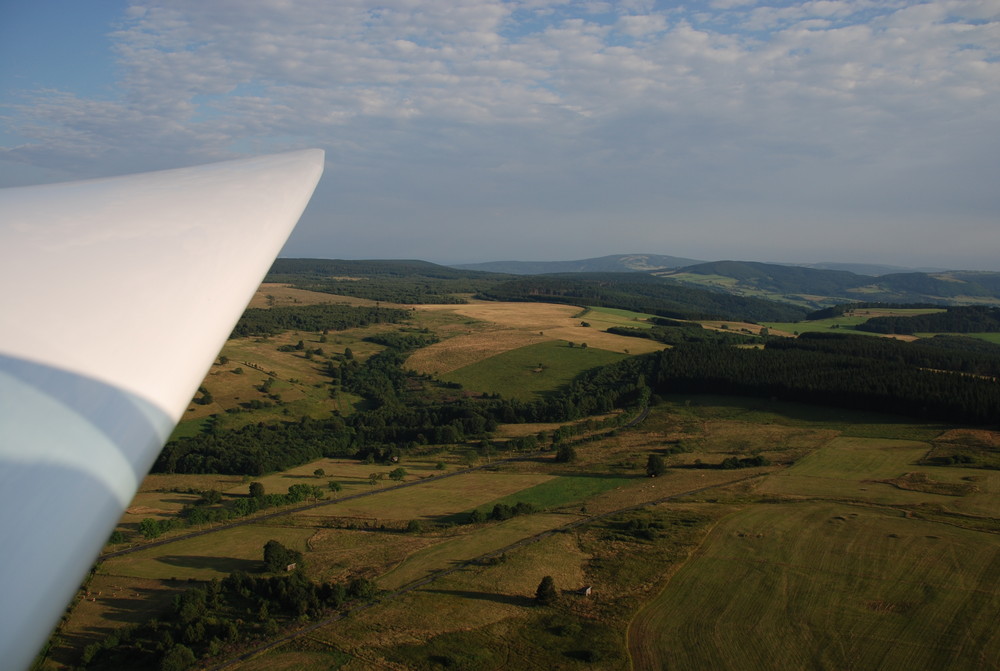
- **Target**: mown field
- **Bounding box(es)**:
[629,502,1000,671]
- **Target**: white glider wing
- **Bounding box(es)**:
[0,149,324,669]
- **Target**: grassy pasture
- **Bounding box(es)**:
[171,321,398,436]
[100,524,314,580]
[377,512,579,591]
[654,394,950,442]
[579,305,661,328]
[757,436,967,506]
[440,340,628,400]
[319,530,596,663]
[628,501,1000,671]
[469,474,636,516]
[763,307,945,338]
[296,472,555,523]
[248,283,384,309]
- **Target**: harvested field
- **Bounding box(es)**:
[248,283,392,308]
[408,300,665,375]
[408,329,551,375]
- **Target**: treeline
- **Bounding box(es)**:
[476,273,807,322]
[606,323,758,346]
[265,258,509,304]
[275,277,473,304]
[766,332,1000,378]
[231,303,409,337]
[80,570,376,670]
[805,302,940,320]
[130,484,329,542]
[647,336,1000,425]
[855,306,1000,334]
[268,257,506,280]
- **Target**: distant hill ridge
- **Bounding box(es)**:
[450,254,703,275]
[270,257,1000,309]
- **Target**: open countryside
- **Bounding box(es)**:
[43,267,1000,671]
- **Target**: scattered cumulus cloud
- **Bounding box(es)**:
[2,0,999,268]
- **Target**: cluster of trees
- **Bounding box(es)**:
[80,570,376,669]
[477,273,807,322]
[804,302,940,321]
[467,501,538,524]
[231,303,408,337]
[607,323,758,346]
[855,306,1000,334]
[263,540,302,572]
[135,483,327,538]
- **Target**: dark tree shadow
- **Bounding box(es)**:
[422,589,534,607]
[154,555,261,574]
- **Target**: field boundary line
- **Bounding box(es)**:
[202,472,769,671]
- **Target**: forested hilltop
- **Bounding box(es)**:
[476,273,807,322]
[265,258,809,321]
[657,261,1000,307]
[266,258,512,304]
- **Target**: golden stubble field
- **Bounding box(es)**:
[407,300,666,375]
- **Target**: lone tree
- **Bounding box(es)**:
[554,444,577,463]
[249,482,265,499]
[646,454,666,477]
[263,540,302,572]
[536,576,558,605]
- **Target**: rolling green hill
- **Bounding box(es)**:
[659,261,1000,307]
[451,253,703,274]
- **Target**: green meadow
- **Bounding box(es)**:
[440,340,628,400]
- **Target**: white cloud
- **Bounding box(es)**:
[2,0,998,267]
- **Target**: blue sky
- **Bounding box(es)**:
[2,1,998,270]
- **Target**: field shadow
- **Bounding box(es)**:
[422,589,533,607]
[50,584,178,666]
[154,554,260,574]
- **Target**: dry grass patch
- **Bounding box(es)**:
[249,283,406,308]
[101,524,314,580]
[378,513,579,591]
[306,527,439,583]
[138,473,245,493]
[409,301,665,375]
[408,330,550,375]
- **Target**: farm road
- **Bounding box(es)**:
[204,472,768,670]
[101,406,650,562]
[100,458,511,561]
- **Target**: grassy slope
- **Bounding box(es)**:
[440,340,628,400]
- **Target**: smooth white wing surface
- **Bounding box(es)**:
[0,149,324,669]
